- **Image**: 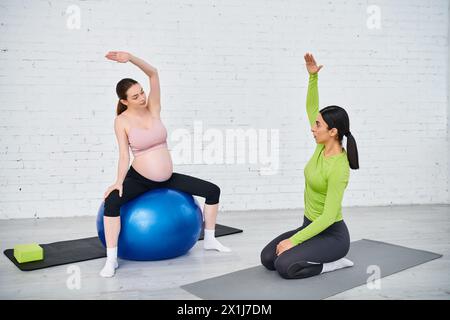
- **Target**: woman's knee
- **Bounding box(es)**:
[274,256,292,278]
[205,183,220,205]
[260,247,276,270]
[104,190,121,217]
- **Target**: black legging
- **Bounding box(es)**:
[104,165,220,217]
[260,216,350,279]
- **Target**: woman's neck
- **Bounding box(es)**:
[127,106,150,117]
[323,140,343,157]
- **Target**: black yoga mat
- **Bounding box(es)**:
[181,239,443,300]
[4,224,243,271]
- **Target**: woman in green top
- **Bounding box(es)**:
[260,53,360,279]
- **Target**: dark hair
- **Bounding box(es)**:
[116,78,138,116]
[320,105,359,170]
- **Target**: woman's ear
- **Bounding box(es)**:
[120,98,128,106]
[329,128,339,137]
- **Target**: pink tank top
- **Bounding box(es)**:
[128,117,168,157]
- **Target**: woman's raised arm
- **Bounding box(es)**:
[129,54,161,117]
[304,53,323,128]
[105,51,161,117]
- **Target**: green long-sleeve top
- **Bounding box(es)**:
[289,73,350,246]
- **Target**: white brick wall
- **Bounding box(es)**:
[0,0,448,219]
[448,0,450,205]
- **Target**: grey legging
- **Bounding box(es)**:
[260,216,350,279]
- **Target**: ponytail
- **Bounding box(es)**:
[320,105,359,170]
[116,100,127,116]
[345,132,359,170]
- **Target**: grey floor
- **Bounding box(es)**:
[0,204,449,300]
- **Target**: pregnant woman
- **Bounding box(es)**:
[101,51,230,278]
[260,53,359,279]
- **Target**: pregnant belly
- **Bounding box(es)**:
[131,147,173,182]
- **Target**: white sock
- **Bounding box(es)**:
[321,257,354,274]
[100,247,119,278]
[203,229,231,252]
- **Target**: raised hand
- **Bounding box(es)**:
[304,52,323,75]
[105,51,132,63]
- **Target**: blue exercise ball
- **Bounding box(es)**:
[96,188,203,261]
